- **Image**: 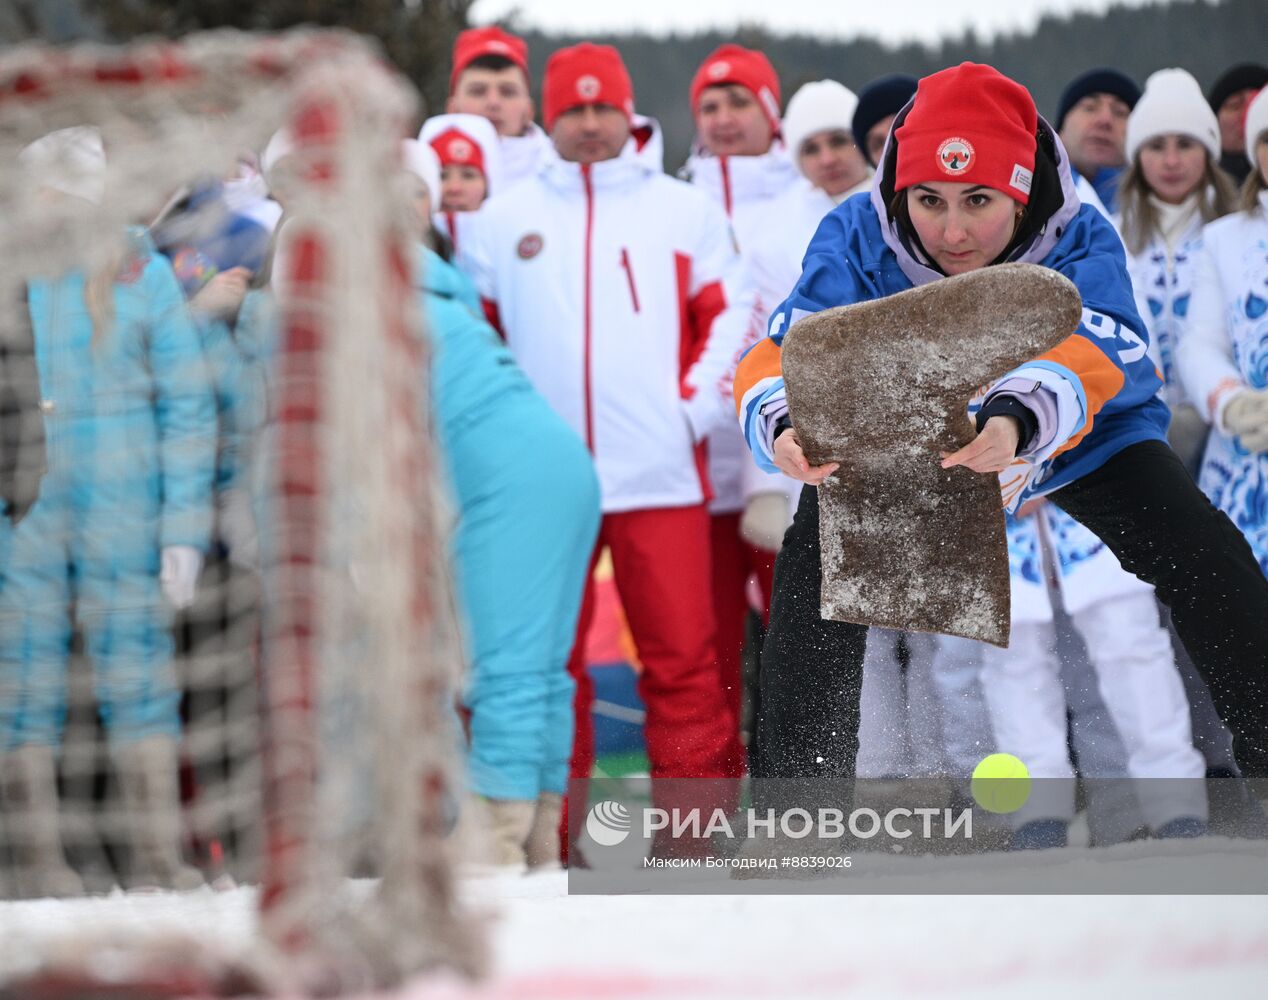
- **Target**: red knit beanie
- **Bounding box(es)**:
[894,63,1038,204]
[690,44,782,133]
[429,127,487,177]
[449,27,529,91]
[542,44,634,131]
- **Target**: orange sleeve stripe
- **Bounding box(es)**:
[1037,333,1125,458]
[733,337,783,413]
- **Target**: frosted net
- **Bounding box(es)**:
[0,28,481,996]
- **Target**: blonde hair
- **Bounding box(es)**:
[83,244,125,348]
[1118,152,1235,256]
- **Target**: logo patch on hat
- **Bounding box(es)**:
[517,233,544,260]
[1009,163,1033,195]
[447,137,474,162]
[707,61,731,80]
[937,136,975,175]
[576,74,601,99]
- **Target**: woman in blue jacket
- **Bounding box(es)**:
[400,141,600,869]
[733,64,1268,799]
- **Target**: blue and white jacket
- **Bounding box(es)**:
[733,112,1169,510]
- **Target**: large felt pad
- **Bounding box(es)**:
[781,263,1082,647]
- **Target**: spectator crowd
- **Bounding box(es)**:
[2,25,1268,893]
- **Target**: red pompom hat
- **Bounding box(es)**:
[894,63,1039,205]
[542,44,634,131]
[449,27,529,91]
[429,127,487,177]
[690,44,782,134]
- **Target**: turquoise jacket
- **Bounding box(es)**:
[413,244,538,451]
[26,231,215,550]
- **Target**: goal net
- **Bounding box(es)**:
[0,28,482,996]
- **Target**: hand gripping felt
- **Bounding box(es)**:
[781,263,1082,646]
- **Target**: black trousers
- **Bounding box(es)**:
[1050,440,1268,775]
[755,440,1268,781]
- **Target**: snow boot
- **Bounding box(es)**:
[524,792,564,871]
[0,745,84,898]
[114,736,203,890]
[484,797,535,868]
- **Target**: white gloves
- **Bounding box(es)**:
[1223,388,1268,454]
[740,492,792,552]
[160,545,204,610]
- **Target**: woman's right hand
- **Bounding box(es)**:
[773,427,840,486]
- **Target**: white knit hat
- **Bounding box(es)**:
[1245,86,1268,169]
[783,81,859,170]
[19,126,106,205]
[1126,68,1220,163]
[400,139,441,205]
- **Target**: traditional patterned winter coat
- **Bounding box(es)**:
[1124,210,1205,409]
[1177,192,1268,573]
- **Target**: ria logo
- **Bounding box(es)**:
[585,800,631,846]
[937,136,975,175]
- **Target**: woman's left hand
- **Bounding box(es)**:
[940,416,1021,474]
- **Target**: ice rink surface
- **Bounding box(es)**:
[2,837,1266,999]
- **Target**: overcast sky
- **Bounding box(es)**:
[469,0,1170,46]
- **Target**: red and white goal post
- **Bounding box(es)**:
[0,29,482,997]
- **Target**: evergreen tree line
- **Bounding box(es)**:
[1,0,1265,168]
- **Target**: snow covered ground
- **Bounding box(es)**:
[2,839,1266,999]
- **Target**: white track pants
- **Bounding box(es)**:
[980,591,1206,829]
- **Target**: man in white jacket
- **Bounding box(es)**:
[446,27,551,189]
[468,43,751,824]
[681,45,797,742]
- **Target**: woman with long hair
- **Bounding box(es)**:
[1177,87,1268,578]
[1119,69,1236,473]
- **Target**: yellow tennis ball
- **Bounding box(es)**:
[971,752,1031,814]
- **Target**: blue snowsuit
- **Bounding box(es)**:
[0,233,215,749]
[417,246,600,800]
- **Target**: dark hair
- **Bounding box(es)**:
[885,126,1064,272]
[462,54,522,76]
[428,225,456,263]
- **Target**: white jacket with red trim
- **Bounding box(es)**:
[467,129,753,514]
[498,122,552,191]
[683,145,800,512]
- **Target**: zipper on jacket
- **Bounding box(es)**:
[719,156,733,218]
[619,247,640,313]
[581,164,595,450]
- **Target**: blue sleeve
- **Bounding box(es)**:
[193,314,248,492]
[145,253,217,550]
